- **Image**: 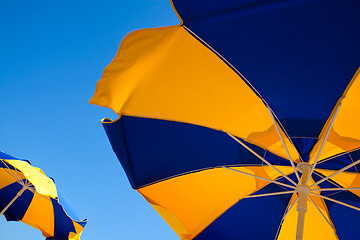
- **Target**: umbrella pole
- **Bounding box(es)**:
[296,163,310,240]
[0,184,28,216]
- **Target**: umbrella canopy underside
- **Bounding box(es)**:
[90,0,360,239]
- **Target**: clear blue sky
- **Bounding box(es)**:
[0,1,179,239]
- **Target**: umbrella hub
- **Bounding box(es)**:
[297,186,310,196]
[296,162,311,174]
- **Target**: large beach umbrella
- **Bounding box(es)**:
[90,0,360,239]
[0,151,86,240]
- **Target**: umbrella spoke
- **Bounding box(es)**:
[282,197,298,222]
[0,183,29,216]
[311,187,360,192]
[309,158,360,188]
[226,132,298,186]
[310,192,360,212]
[267,106,301,182]
[186,25,302,187]
[307,195,336,232]
[274,194,298,240]
[183,25,264,99]
[314,147,360,166]
[243,190,296,199]
[222,166,296,189]
[306,102,342,185]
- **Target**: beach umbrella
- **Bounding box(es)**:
[0,151,87,240]
[90,0,360,239]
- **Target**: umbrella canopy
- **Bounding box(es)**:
[0,151,86,240]
[90,0,360,239]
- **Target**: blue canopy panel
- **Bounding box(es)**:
[324,192,360,240]
[291,138,318,162]
[264,137,320,163]
[102,115,292,189]
[172,0,360,138]
[193,177,294,240]
[51,198,78,239]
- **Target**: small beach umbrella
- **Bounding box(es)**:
[0,151,86,240]
[90,0,360,239]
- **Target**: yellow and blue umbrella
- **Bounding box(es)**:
[0,151,86,240]
[91,0,360,239]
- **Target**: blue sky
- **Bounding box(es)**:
[0,1,179,239]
